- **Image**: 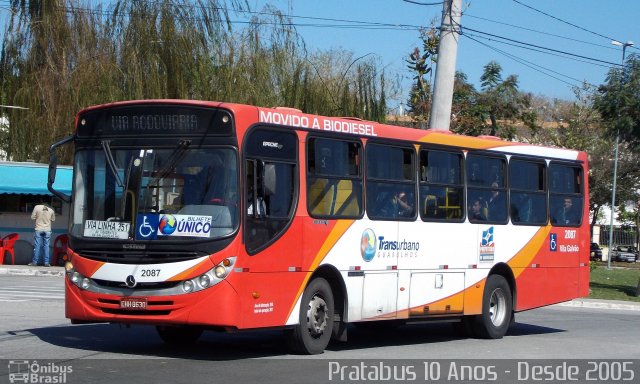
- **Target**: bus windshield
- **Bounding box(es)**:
[72,146,239,241]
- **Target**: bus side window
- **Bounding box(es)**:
[466,153,507,224]
[419,149,464,222]
[307,137,362,219]
[366,143,416,221]
[548,163,583,227]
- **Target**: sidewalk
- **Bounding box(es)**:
[2,264,640,311]
[0,264,65,277]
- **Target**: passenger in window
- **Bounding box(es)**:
[382,191,413,218]
[553,197,579,225]
[487,182,505,221]
[469,197,487,221]
[396,191,414,217]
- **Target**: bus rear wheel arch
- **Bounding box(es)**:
[286,277,335,354]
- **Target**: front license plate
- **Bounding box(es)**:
[120,297,148,310]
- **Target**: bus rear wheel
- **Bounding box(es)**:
[472,274,512,339]
[287,277,334,354]
[156,325,203,346]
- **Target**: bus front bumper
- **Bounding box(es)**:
[64,277,241,328]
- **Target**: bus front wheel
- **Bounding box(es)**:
[472,274,512,339]
[156,325,203,346]
[287,277,334,354]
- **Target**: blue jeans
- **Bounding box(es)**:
[33,231,52,265]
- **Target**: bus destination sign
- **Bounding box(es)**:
[110,113,199,133]
[77,105,232,137]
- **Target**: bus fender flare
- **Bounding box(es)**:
[488,262,516,312]
[308,264,348,342]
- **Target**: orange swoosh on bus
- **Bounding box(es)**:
[285,219,355,321]
[509,225,551,278]
[72,250,105,278]
[166,258,213,282]
[418,132,518,150]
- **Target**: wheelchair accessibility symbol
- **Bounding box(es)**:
[550,233,558,252]
[136,214,159,240]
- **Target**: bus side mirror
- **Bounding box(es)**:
[48,158,57,185]
[48,135,74,204]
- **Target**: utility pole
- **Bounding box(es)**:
[607,40,634,269]
[428,0,462,131]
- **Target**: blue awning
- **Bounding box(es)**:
[0,161,72,195]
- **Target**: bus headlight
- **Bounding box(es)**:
[67,268,93,291]
[183,280,195,293]
[199,274,211,288]
[180,257,237,294]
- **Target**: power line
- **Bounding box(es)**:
[464,34,592,88]
[402,0,444,5]
[511,0,618,43]
[464,31,614,70]
[464,13,619,52]
[0,1,424,32]
[135,0,423,30]
[463,27,620,67]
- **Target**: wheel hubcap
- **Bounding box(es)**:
[489,288,507,326]
[306,294,328,338]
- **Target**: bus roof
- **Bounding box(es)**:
[76,99,584,162]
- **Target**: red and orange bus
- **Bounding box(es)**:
[48,100,589,354]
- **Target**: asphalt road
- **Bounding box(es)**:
[1,275,639,384]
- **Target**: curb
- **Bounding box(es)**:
[555,299,640,312]
[0,265,65,278]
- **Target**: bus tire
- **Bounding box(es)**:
[472,274,512,339]
[156,325,203,346]
[287,277,334,354]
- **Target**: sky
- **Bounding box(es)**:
[248,0,640,108]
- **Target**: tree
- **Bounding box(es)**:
[594,54,640,149]
[405,23,439,126]
[593,54,640,242]
[536,83,640,236]
[476,61,535,139]
[450,72,484,136]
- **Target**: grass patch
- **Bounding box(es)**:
[589,263,640,302]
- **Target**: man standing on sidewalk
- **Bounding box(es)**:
[29,199,55,267]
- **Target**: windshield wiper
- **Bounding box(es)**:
[140,139,191,212]
[101,140,124,188]
[148,139,191,187]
